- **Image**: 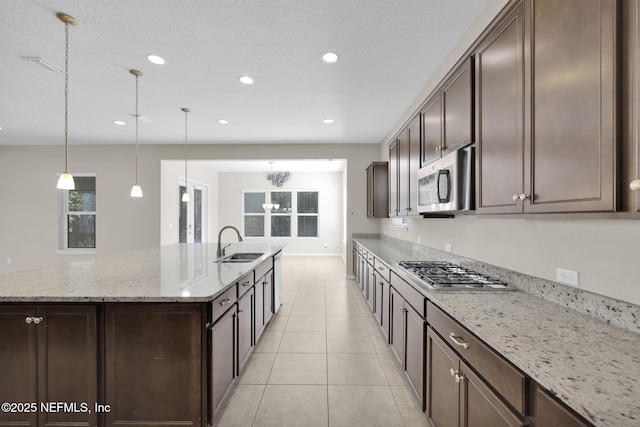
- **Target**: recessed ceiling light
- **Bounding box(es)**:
[323,119,334,124]
[146,54,166,65]
[239,76,254,85]
[218,119,229,125]
[322,52,339,64]
[113,120,126,126]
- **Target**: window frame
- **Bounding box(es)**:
[242,190,266,237]
[57,173,97,254]
[295,190,319,238]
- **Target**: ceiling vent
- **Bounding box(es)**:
[22,57,63,73]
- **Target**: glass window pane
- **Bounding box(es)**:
[68,214,96,248]
[245,192,266,213]
[298,216,318,237]
[244,215,265,237]
[297,192,318,213]
[271,216,291,237]
[69,177,96,212]
[271,192,291,213]
[179,185,187,243]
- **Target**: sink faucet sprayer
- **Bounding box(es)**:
[217,226,243,257]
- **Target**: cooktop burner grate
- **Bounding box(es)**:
[397,261,513,291]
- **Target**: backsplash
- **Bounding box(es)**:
[353,234,640,334]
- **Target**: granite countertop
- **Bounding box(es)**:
[0,243,285,303]
[354,236,640,427]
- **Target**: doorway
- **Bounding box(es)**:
[179,179,209,243]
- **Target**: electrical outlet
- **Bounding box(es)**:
[417,237,422,244]
[6,258,11,265]
[556,268,579,287]
[445,244,453,253]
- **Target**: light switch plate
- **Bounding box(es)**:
[445,243,453,253]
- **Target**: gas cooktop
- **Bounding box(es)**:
[397,261,514,291]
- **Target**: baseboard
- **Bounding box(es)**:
[283,253,343,257]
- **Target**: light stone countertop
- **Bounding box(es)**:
[0,243,285,302]
[354,236,640,427]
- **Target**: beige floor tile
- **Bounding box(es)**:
[390,384,428,426]
[238,353,276,385]
[268,353,327,385]
[285,315,326,332]
[278,331,327,353]
[368,326,392,354]
[254,331,283,353]
[294,294,326,305]
[265,314,289,332]
[275,303,293,316]
[290,303,326,317]
[328,385,404,427]
[253,385,328,427]
[377,352,407,385]
[213,384,264,427]
[327,331,375,354]
[327,354,387,385]
[326,316,367,332]
[325,304,351,316]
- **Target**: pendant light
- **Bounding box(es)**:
[56,12,77,190]
[130,69,143,197]
[181,108,191,203]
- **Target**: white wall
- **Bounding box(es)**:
[215,170,343,255]
[0,143,379,274]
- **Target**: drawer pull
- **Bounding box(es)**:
[449,332,469,349]
[242,281,251,287]
[219,297,232,306]
[377,266,385,271]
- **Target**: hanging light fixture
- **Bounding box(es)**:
[56,12,77,190]
[130,69,143,197]
[181,108,191,203]
[262,162,280,211]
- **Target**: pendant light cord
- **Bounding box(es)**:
[134,73,139,185]
[184,108,189,184]
[64,20,69,173]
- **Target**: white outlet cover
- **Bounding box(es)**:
[556,267,580,287]
[445,244,453,253]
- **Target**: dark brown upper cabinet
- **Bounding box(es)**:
[421,57,474,167]
[389,116,421,217]
[476,0,617,214]
[366,162,389,218]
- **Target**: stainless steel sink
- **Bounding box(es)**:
[215,252,264,263]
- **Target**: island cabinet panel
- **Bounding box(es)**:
[105,304,202,427]
[209,306,235,416]
[535,388,588,427]
[237,287,254,373]
[0,305,97,427]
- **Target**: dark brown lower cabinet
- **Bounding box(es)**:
[105,304,201,427]
[427,327,524,427]
[237,287,254,372]
[535,388,588,427]
[373,270,384,325]
[209,305,235,416]
[366,262,375,310]
[0,305,97,427]
[254,272,273,342]
[389,288,426,409]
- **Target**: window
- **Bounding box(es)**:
[270,191,291,237]
[297,191,318,237]
[243,192,265,237]
[58,175,96,252]
[242,190,319,238]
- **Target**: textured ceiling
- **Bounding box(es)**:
[0,0,490,146]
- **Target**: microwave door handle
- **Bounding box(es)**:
[437,170,451,203]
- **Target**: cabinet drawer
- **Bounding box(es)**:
[254,258,273,282]
[211,286,237,324]
[427,301,525,415]
[237,272,254,298]
[390,272,426,317]
[374,259,391,283]
[366,253,375,264]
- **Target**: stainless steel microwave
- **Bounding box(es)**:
[416,146,475,215]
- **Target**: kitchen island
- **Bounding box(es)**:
[353,236,640,427]
[0,242,285,427]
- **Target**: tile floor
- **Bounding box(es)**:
[213,256,428,427]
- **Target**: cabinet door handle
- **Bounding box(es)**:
[219,297,232,306]
[630,179,640,191]
[237,309,243,316]
[518,193,530,201]
[32,317,43,325]
[455,373,465,384]
[449,332,469,349]
[450,368,456,377]
[512,194,520,202]
[25,316,33,324]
